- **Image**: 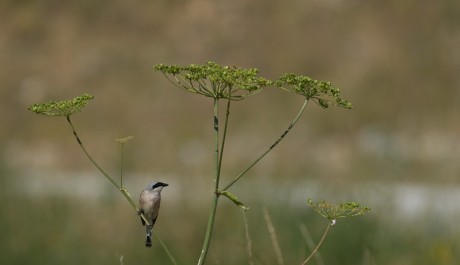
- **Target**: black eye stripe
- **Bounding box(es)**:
[152,182,168,189]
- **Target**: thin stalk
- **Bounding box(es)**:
[120,143,124,188]
[65,116,149,225]
[66,116,178,262]
[154,232,179,265]
[301,223,331,265]
[299,224,324,265]
[263,207,284,265]
[243,212,255,265]
[197,93,232,265]
[197,98,223,265]
[217,90,232,178]
[197,195,219,265]
[222,99,309,191]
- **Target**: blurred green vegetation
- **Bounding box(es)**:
[1,189,458,265]
[1,0,460,264]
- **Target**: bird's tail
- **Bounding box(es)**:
[145,225,153,247]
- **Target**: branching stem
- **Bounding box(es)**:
[66,116,179,264]
[222,99,309,191]
[65,116,149,225]
[197,92,232,265]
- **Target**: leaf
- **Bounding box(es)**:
[219,190,250,211]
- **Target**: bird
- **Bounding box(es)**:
[138,181,168,247]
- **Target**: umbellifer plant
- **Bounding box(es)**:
[28,61,368,265]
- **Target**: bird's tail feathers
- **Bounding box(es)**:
[145,225,153,247]
[145,235,152,247]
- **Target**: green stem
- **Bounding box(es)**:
[222,99,309,191]
[197,194,219,265]
[66,116,178,263]
[301,223,331,265]
[65,116,149,225]
[213,98,221,189]
[154,232,179,265]
[197,98,223,265]
[120,143,124,188]
[218,91,232,179]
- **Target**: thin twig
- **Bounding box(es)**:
[120,143,124,188]
[222,99,309,191]
[301,223,331,265]
[154,232,179,265]
[217,89,232,180]
[299,224,324,265]
[263,207,284,265]
[66,116,148,225]
[68,117,179,263]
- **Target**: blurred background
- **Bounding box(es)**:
[1,0,459,264]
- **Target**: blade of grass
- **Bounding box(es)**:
[243,212,255,265]
[263,207,284,265]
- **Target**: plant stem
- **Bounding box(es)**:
[120,143,124,188]
[67,116,178,262]
[217,91,232,181]
[197,194,219,265]
[197,98,222,265]
[154,232,179,265]
[301,223,331,265]
[222,99,309,191]
[65,116,149,225]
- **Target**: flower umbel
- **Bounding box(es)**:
[28,93,94,117]
[275,73,352,109]
[307,199,370,224]
[116,136,134,144]
[153,61,273,100]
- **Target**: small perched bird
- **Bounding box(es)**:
[138,181,168,247]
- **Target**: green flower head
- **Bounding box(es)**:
[307,198,370,225]
[275,73,352,109]
[28,93,94,117]
[154,61,273,100]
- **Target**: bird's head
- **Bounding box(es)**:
[145,181,169,192]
